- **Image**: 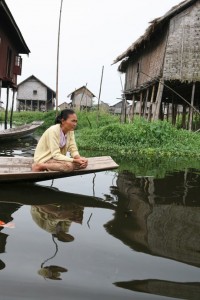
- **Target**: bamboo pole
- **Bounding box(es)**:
[56,0,64,116]
[97,66,104,124]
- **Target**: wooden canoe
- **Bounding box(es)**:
[0,121,44,140]
[0,156,119,183]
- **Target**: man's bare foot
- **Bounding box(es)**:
[32,163,44,172]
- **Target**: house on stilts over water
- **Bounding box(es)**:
[0,0,30,127]
[113,0,200,130]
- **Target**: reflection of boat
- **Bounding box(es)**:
[0,156,118,183]
[0,182,116,209]
[0,121,44,140]
[114,279,200,300]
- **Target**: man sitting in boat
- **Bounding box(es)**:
[32,109,88,172]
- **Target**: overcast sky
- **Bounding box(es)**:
[6,0,182,105]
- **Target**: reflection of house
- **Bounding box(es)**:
[67,86,95,110]
[17,75,55,111]
[105,170,200,268]
[0,0,30,118]
[58,102,71,111]
[105,169,200,300]
[113,0,200,130]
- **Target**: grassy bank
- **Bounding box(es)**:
[77,118,200,159]
[1,111,200,160]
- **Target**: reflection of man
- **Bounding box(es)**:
[30,202,83,280]
[31,203,83,242]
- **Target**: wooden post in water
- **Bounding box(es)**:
[0,80,2,106]
[4,86,9,129]
[10,88,16,128]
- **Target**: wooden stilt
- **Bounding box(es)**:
[172,103,178,126]
[143,88,149,118]
[153,79,164,120]
[139,92,143,118]
[189,83,196,131]
[4,86,9,129]
[148,85,155,122]
[120,96,126,123]
[0,80,2,103]
[130,94,135,122]
[10,88,16,128]
[182,104,187,128]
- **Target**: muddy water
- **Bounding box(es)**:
[0,137,200,300]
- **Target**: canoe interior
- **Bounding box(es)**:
[0,121,44,140]
[0,156,119,183]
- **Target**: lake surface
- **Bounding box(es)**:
[0,136,200,300]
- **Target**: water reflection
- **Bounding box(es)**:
[104,170,200,299]
[0,202,21,271]
[0,135,38,157]
[114,279,200,300]
[1,137,200,299]
[0,182,116,280]
[32,202,83,280]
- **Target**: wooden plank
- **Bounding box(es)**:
[0,156,119,183]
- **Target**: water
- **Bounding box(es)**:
[0,137,200,300]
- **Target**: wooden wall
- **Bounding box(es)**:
[17,78,47,101]
[72,88,93,108]
[124,28,168,93]
[0,28,18,87]
[163,1,200,82]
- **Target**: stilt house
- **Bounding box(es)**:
[0,0,30,119]
[17,75,55,112]
[113,0,200,130]
[67,86,95,110]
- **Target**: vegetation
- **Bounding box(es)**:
[77,117,200,158]
[1,110,200,164]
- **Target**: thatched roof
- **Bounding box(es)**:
[113,0,197,65]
